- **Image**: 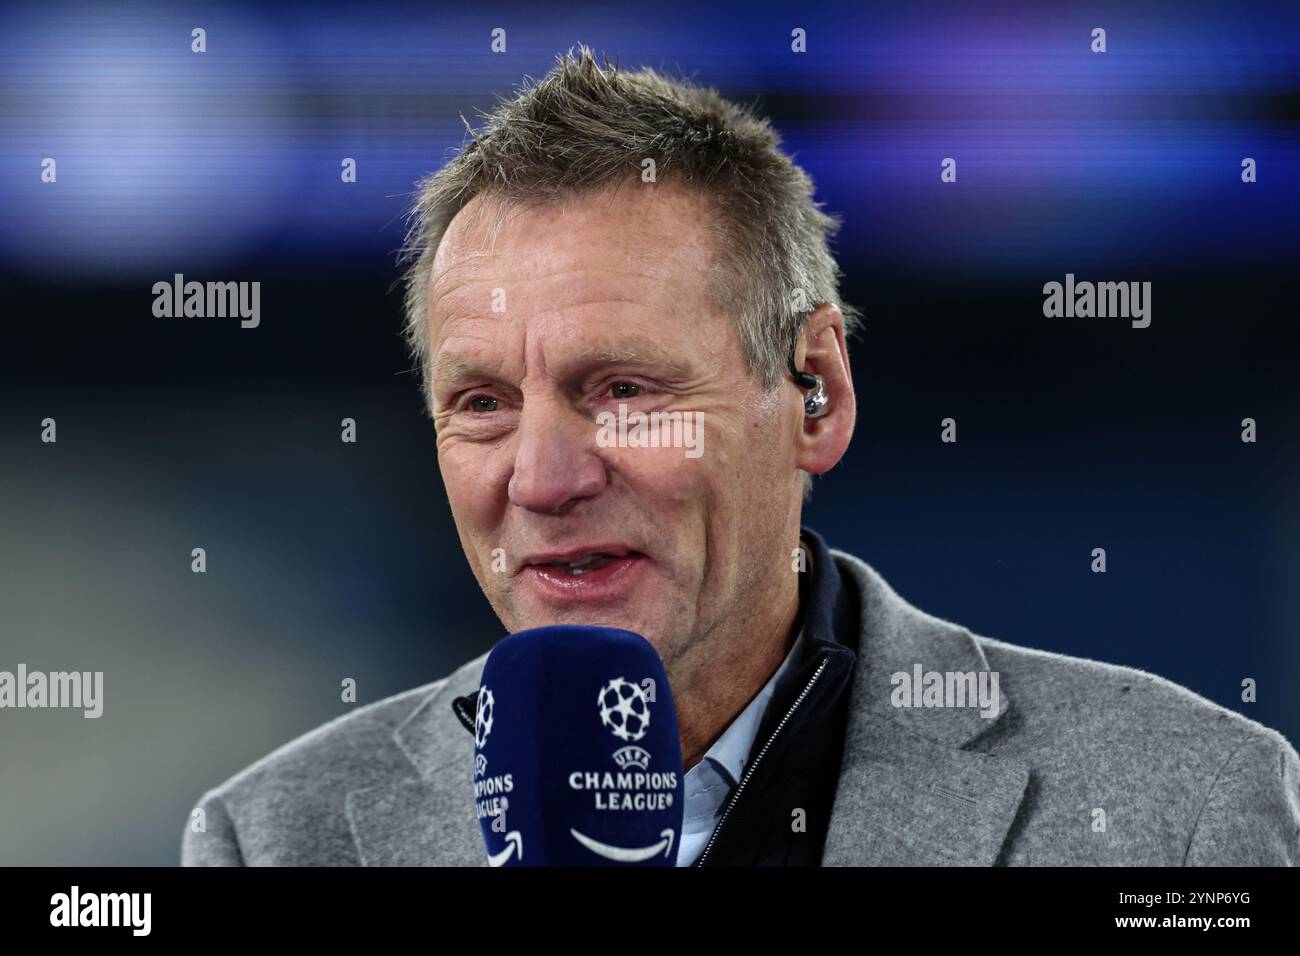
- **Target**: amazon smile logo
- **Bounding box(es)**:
[570,828,675,862]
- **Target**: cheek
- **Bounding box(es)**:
[438,443,507,531]
[709,414,785,488]
[605,445,703,510]
[605,413,778,520]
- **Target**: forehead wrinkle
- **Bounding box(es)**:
[426,196,517,314]
[566,341,697,379]
[426,186,729,387]
[433,186,719,297]
[430,324,704,392]
[426,252,501,317]
[434,259,698,335]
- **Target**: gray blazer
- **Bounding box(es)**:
[182,550,1300,865]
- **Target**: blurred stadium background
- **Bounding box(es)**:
[1,0,1297,864]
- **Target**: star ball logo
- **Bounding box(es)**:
[597,676,649,742]
[474,685,495,748]
[472,684,513,830]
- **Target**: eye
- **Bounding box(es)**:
[609,381,642,399]
[466,395,501,413]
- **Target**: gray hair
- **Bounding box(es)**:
[399,46,859,411]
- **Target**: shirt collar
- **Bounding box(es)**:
[694,623,807,788]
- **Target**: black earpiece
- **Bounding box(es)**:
[787,350,830,418]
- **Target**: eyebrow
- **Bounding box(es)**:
[429,340,696,392]
[428,352,484,390]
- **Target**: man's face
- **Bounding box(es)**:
[425,184,803,674]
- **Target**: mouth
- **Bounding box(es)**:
[516,546,647,604]
[542,553,618,576]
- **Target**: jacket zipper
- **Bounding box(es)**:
[693,656,829,866]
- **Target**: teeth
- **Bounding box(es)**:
[549,553,610,575]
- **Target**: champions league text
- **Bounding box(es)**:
[569,771,678,811]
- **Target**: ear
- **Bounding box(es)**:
[792,303,856,478]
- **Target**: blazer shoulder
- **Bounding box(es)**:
[220,680,441,792]
[212,650,489,797]
[827,544,1299,862]
[976,633,1298,769]
[184,652,489,865]
[832,546,1295,762]
[978,635,1300,863]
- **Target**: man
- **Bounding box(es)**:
[182,49,1300,866]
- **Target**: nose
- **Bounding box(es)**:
[507,397,608,514]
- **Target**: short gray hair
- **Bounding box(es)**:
[399,46,859,409]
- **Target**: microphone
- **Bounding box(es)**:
[472,625,685,866]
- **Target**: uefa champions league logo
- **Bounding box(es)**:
[597,677,650,742]
[475,685,495,749]
[472,682,519,864]
[563,674,676,862]
[612,745,651,770]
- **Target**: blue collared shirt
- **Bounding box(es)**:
[675,626,806,866]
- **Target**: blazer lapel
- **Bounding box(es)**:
[821,712,1030,866]
[822,554,1031,866]
[346,653,490,866]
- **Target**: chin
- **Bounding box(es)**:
[500,602,662,641]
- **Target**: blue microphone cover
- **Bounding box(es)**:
[472,625,685,866]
